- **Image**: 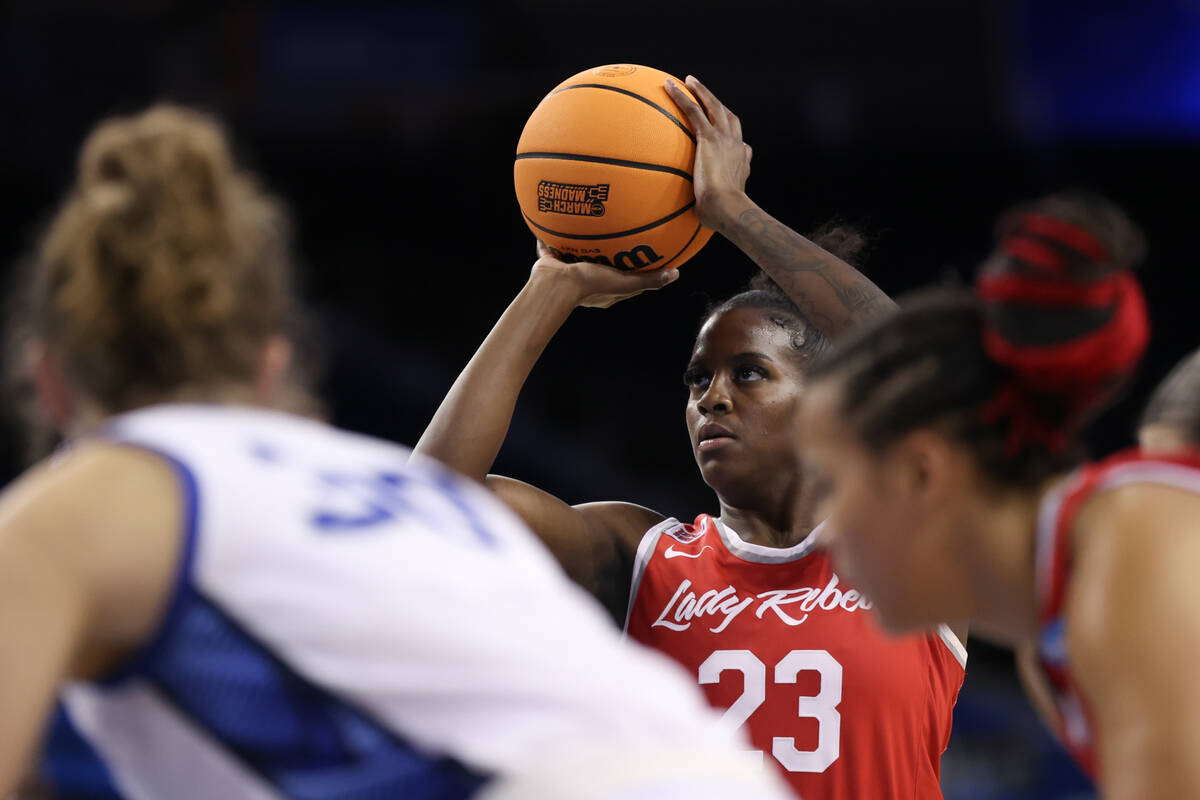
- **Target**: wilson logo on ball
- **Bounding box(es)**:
[537,180,610,216]
[547,243,662,271]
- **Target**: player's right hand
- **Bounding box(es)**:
[665,75,753,232]
[531,240,679,309]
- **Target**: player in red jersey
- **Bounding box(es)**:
[1017,343,1200,755]
[417,75,965,799]
[800,193,1200,798]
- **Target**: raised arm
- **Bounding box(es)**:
[665,76,897,338]
[414,250,676,612]
[416,246,676,482]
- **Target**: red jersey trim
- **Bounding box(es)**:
[623,516,681,633]
[1034,449,1200,777]
[1040,449,1200,623]
[1035,471,1084,627]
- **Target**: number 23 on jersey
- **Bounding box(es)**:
[700,649,842,773]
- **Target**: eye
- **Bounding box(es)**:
[735,365,767,382]
[683,366,711,390]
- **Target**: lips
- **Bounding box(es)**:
[697,422,735,442]
[696,422,736,452]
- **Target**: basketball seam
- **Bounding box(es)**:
[515,152,692,182]
[522,202,696,241]
[549,83,697,144]
[657,222,705,269]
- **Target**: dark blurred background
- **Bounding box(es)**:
[5,1,1199,797]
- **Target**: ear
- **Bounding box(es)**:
[887,429,958,508]
[27,340,75,430]
[254,335,293,405]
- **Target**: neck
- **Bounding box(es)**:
[65,384,272,440]
[954,474,1063,645]
[717,480,820,549]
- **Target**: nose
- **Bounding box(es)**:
[697,373,732,416]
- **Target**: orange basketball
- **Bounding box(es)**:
[514,64,713,271]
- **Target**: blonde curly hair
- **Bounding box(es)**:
[24,104,304,416]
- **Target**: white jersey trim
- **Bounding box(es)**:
[1095,461,1200,495]
[1037,461,1200,612]
[936,624,968,669]
[712,518,823,564]
[623,517,676,633]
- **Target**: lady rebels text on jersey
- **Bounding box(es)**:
[625,514,966,799]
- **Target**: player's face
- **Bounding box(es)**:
[799,379,954,633]
[684,307,808,501]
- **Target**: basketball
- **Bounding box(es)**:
[514,64,714,272]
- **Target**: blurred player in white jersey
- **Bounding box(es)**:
[0,105,790,800]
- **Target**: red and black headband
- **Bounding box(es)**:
[974,212,1150,455]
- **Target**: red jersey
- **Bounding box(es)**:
[625,514,965,799]
[1034,449,1200,778]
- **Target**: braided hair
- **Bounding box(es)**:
[808,192,1149,487]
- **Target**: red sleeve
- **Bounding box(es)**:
[927,628,967,755]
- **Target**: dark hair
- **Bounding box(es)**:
[809,193,1149,487]
[1140,347,1200,445]
[701,222,869,369]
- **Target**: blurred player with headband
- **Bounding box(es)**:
[800,193,1200,797]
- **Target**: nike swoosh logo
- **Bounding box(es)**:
[664,544,713,559]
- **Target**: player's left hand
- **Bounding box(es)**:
[532,240,679,309]
[665,75,753,232]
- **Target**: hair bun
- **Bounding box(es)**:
[30,104,295,414]
[974,197,1150,454]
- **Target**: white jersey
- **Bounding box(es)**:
[61,404,785,800]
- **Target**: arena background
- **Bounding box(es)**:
[3,2,1197,797]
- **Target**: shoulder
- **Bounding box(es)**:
[0,443,185,676]
[1073,479,1200,574]
[572,500,667,556]
[2,443,181,545]
[1064,478,1200,793]
[1067,481,1200,673]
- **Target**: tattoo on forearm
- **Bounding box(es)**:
[733,208,895,335]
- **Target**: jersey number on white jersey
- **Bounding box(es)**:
[312,468,496,547]
[698,649,842,773]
